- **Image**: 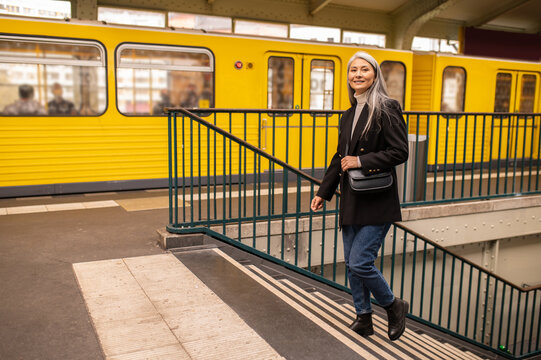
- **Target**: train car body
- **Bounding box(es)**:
[411,53,541,167]
[0,16,540,197]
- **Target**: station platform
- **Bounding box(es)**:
[0,189,508,359]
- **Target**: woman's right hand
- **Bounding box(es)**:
[311,196,324,211]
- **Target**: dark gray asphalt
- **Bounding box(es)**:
[0,192,166,360]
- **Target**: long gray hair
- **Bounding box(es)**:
[347,51,394,138]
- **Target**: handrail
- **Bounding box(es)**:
[171,107,541,117]
[394,223,538,292]
[167,107,344,114]
[166,107,338,194]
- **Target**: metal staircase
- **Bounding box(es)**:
[165,108,541,359]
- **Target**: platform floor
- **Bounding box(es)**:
[0,189,514,359]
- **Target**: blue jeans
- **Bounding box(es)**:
[342,224,395,315]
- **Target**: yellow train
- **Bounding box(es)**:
[0,15,540,197]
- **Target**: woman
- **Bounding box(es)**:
[311,51,409,341]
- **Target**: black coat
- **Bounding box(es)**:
[316,99,409,226]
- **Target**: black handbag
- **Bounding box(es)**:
[344,142,393,193]
[347,168,393,193]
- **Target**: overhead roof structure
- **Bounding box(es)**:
[318,0,540,33]
[73,0,541,50]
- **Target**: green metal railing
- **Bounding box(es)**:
[403,112,541,205]
[166,108,541,358]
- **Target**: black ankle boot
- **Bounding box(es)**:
[385,298,409,341]
[349,313,374,337]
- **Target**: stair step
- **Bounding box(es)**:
[232,252,489,360]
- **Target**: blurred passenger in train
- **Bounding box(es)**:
[48,83,77,115]
[181,84,199,108]
[153,89,173,115]
[199,84,212,108]
[3,84,47,115]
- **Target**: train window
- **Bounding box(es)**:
[310,59,334,110]
[494,73,512,112]
[267,56,294,109]
[116,44,214,115]
[519,74,537,112]
[441,66,466,112]
[0,36,106,116]
[380,61,405,109]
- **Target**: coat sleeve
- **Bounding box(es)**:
[316,108,352,201]
[316,151,341,201]
[358,100,408,171]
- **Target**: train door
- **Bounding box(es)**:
[265,52,339,110]
[263,52,340,170]
[493,71,540,161]
[494,71,539,113]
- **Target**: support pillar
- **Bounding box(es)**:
[480,239,499,344]
[71,0,98,20]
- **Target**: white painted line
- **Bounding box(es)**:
[83,200,119,209]
[244,263,401,359]
[46,202,86,212]
[213,248,379,360]
[279,279,423,360]
[341,302,476,360]
[441,340,485,360]
[6,205,48,215]
[313,291,461,360]
[464,350,485,360]
[418,335,480,360]
[74,254,283,360]
[2,200,119,216]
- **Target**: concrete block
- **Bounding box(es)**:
[156,228,204,250]
[301,215,337,232]
[491,194,541,211]
[402,195,541,221]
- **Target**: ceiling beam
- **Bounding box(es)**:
[467,0,531,27]
[390,0,458,49]
[310,0,333,16]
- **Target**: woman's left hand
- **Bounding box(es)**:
[341,156,360,172]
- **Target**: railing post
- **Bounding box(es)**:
[167,111,173,226]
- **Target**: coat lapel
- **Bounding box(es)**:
[349,105,369,154]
